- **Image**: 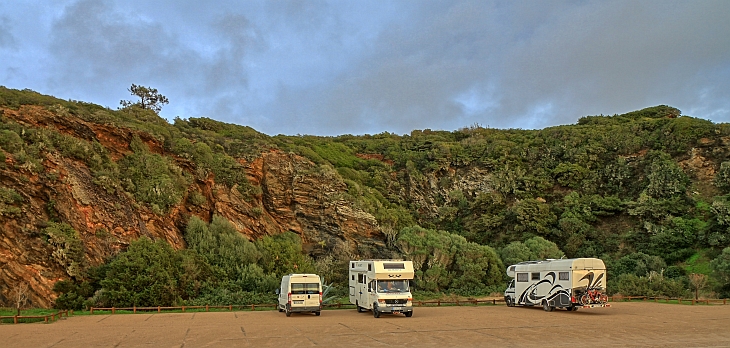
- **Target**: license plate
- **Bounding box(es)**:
[294,300,304,304]
[391,307,403,311]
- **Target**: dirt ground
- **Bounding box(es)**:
[1,302,729,347]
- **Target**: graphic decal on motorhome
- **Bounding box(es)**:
[517,271,570,306]
[578,272,604,290]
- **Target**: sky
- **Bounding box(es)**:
[1,0,729,136]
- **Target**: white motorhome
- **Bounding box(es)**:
[349,260,414,318]
[503,258,610,312]
[277,274,322,317]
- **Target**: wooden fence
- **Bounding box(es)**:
[609,295,728,305]
[88,297,728,315]
[87,299,512,315]
[4,296,727,323]
[0,310,70,324]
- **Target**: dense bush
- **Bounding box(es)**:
[98,237,212,307]
[119,136,190,213]
[397,226,503,294]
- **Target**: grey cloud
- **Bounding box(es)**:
[0,16,16,49]
[3,0,729,136]
[47,0,262,120]
[270,0,730,135]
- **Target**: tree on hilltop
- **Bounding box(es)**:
[120,84,169,113]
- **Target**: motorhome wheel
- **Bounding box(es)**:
[505,297,512,307]
[542,300,553,312]
[373,304,380,318]
[405,311,413,317]
[315,311,321,316]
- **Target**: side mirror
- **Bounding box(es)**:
[275,288,280,295]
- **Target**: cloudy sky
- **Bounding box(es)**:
[1,1,729,136]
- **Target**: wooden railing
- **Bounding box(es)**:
[0,310,70,324]
[88,299,506,315]
[608,295,728,305]
[6,296,727,323]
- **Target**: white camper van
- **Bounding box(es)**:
[349,260,414,318]
[503,258,610,312]
[277,274,322,317]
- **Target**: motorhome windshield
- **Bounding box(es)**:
[377,280,409,293]
[291,283,319,295]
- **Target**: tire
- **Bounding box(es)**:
[571,306,579,311]
[285,305,292,317]
[315,311,321,316]
[543,300,553,312]
[405,311,413,318]
[373,304,380,318]
[505,297,513,307]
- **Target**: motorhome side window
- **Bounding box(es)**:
[559,272,569,280]
[531,272,540,280]
[517,273,528,282]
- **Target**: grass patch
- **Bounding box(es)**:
[683,250,713,275]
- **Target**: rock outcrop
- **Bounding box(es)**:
[0,106,385,307]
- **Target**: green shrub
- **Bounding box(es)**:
[119,136,190,213]
[99,237,212,307]
[44,222,86,279]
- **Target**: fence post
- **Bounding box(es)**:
[437,300,441,306]
[45,317,48,324]
[692,299,695,305]
[158,306,161,313]
[90,307,94,314]
[182,306,185,312]
[112,307,115,314]
[678,298,682,304]
[14,316,17,324]
[251,304,255,311]
[134,306,137,314]
[52,314,55,321]
[724,299,727,305]
[206,305,209,312]
[229,305,232,311]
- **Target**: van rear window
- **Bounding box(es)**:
[291,283,319,294]
[383,263,405,269]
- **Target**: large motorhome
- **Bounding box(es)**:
[349,260,414,318]
[503,258,610,312]
[277,274,322,317]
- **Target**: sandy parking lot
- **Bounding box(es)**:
[2,302,729,347]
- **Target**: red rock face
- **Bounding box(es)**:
[0,106,384,307]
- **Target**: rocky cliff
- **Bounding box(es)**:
[0,105,385,307]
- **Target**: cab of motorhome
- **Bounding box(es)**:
[348,260,414,318]
[504,258,610,312]
[277,274,322,317]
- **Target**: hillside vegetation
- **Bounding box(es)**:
[1,86,730,309]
